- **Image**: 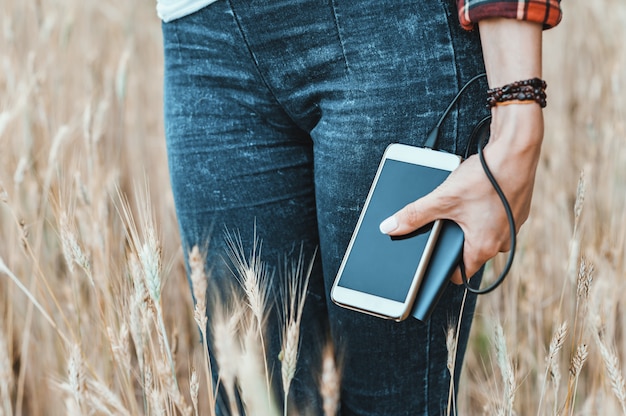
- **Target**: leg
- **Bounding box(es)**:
[307,2,487,414]
[162,4,327,413]
[164,0,488,414]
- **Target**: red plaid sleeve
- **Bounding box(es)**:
[457,0,562,31]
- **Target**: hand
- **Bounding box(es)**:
[379,17,545,284]
[379,103,544,283]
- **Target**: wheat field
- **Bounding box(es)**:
[0,1,625,415]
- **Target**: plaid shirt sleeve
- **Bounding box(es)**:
[457,0,562,31]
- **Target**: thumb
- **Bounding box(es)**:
[379,193,439,236]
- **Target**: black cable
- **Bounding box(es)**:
[460,116,516,294]
[427,74,516,295]
[424,73,489,149]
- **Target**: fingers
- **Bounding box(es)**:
[449,236,512,286]
[450,243,485,286]
[450,268,463,285]
[379,193,440,236]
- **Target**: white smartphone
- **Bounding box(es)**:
[331,143,461,321]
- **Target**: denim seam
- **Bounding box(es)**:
[329,0,350,73]
[438,0,461,155]
[226,0,307,132]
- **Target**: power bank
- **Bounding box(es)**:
[410,219,464,322]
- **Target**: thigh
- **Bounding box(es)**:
[163,4,323,281]
[162,4,327,411]
[311,1,487,414]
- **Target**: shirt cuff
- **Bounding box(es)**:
[457,0,563,31]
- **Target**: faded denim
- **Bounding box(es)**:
[162,0,488,414]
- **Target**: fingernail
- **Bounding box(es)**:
[379,216,398,234]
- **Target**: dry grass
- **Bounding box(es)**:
[458,1,626,414]
[0,0,625,415]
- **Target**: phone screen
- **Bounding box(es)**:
[336,159,451,302]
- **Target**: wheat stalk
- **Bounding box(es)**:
[156,353,192,416]
[117,186,179,390]
[446,289,468,416]
[66,344,87,412]
[446,326,458,378]
[279,247,315,416]
[280,322,299,415]
[107,324,131,379]
[537,321,567,415]
[189,245,208,319]
[145,368,165,416]
[138,226,162,305]
[1,199,78,414]
[573,170,585,230]
[570,258,593,353]
[62,345,132,415]
[84,378,132,416]
[238,324,280,415]
[320,342,341,416]
[188,245,218,415]
[594,327,626,414]
[59,213,93,284]
[494,322,516,416]
[128,252,148,375]
[566,171,586,287]
[224,229,273,400]
[445,323,459,416]
[569,344,589,380]
[117,186,193,415]
[0,256,69,345]
[558,171,586,334]
[0,324,13,416]
[567,343,589,414]
[190,368,200,416]
[575,258,593,302]
[40,124,71,219]
[225,229,272,329]
[212,305,243,416]
[561,258,594,415]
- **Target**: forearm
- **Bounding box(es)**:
[479,19,545,155]
[479,18,543,87]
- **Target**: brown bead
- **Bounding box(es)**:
[486,77,548,108]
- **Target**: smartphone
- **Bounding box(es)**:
[331,143,461,321]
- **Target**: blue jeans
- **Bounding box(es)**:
[162,1,487,414]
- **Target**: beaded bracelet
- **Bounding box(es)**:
[486,78,547,108]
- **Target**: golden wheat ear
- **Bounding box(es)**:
[224,228,274,397]
[594,322,626,414]
[279,246,316,416]
[211,298,245,416]
[319,342,341,416]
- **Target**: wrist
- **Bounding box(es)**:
[489,102,544,153]
[487,78,547,108]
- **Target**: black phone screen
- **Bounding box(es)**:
[336,159,451,302]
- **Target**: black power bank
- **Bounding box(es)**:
[410,219,464,322]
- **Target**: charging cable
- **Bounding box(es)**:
[425,74,516,295]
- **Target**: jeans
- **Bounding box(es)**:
[162,1,488,414]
